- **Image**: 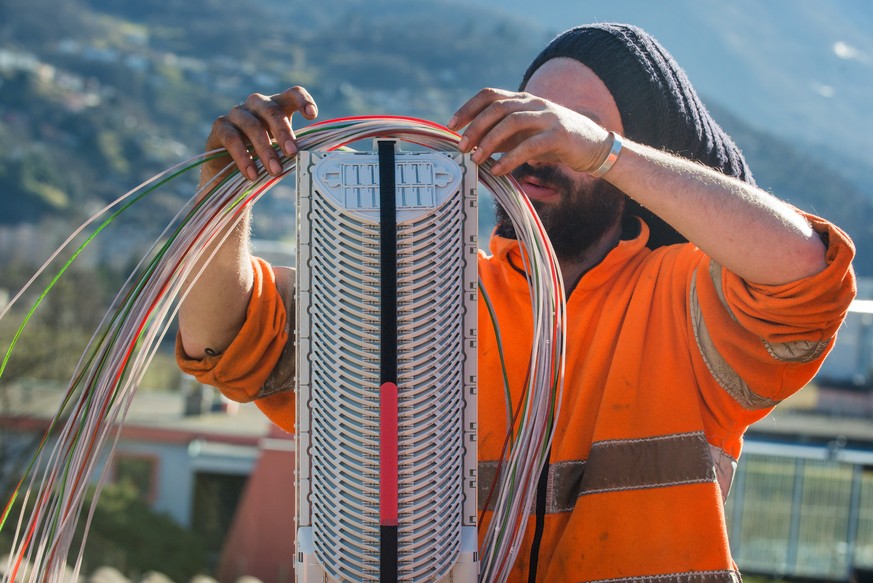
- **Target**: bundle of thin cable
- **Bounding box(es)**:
[0,115,566,583]
[477,161,567,582]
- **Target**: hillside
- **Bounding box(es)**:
[0,0,870,274]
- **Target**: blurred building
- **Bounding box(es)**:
[0,378,294,583]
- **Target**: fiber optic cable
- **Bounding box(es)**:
[0,116,566,583]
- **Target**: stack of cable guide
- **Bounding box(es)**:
[294,140,480,582]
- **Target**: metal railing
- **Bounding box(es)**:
[728,439,873,579]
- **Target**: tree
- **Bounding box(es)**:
[77,481,209,580]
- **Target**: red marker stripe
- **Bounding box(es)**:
[380,381,399,527]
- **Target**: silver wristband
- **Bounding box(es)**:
[590,131,623,178]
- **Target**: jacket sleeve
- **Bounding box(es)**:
[689,213,857,434]
[176,256,297,431]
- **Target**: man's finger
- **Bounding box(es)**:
[262,87,319,156]
[227,106,283,177]
[490,133,555,176]
[273,86,319,119]
[210,117,258,181]
[458,96,534,155]
[468,110,543,164]
[448,87,513,132]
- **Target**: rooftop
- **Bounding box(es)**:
[0,380,277,444]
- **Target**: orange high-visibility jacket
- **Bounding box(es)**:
[178,215,855,582]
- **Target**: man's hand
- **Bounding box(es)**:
[179,87,318,360]
[448,88,613,176]
[449,85,827,285]
[202,86,319,185]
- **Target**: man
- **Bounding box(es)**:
[177,24,855,581]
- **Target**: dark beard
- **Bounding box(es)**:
[496,163,625,262]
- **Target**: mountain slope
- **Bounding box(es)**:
[0,0,870,275]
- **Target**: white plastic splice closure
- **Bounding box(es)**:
[295,141,479,582]
[313,151,463,218]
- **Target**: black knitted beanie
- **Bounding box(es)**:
[519,23,754,249]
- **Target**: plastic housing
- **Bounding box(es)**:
[295,142,479,582]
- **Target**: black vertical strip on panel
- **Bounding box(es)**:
[380,525,399,582]
[378,140,398,385]
[378,139,398,583]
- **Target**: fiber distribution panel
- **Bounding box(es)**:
[295,141,479,582]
